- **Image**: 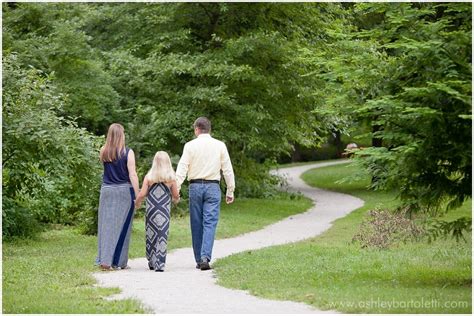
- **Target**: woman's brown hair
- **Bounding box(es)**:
[100,123,126,162]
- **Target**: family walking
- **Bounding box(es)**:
[95,117,235,272]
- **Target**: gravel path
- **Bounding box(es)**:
[94,160,364,313]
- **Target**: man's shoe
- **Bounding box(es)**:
[199,259,211,271]
[196,263,200,269]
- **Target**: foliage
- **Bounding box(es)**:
[2,3,119,133]
[3,3,472,239]
[2,197,40,240]
[90,3,336,187]
[2,3,342,237]
[3,2,340,199]
[427,217,472,243]
[357,3,472,214]
[309,3,472,236]
[2,54,102,239]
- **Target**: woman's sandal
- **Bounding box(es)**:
[100,264,113,271]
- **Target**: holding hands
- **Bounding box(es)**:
[135,176,180,211]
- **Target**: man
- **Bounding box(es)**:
[176,117,235,270]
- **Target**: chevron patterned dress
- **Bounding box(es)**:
[145,182,171,271]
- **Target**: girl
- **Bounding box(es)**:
[96,123,139,271]
[135,151,180,272]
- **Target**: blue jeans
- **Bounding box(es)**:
[189,183,221,263]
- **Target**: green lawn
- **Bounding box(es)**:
[276,159,341,169]
[2,196,312,313]
[215,162,472,313]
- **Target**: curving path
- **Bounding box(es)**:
[94,160,364,313]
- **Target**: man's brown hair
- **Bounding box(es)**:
[193,117,211,133]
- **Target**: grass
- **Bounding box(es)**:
[2,228,145,314]
[2,196,312,313]
[277,159,341,169]
[214,162,472,313]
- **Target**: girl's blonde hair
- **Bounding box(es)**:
[100,123,126,162]
[146,151,176,184]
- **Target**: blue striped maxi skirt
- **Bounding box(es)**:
[96,183,135,268]
[146,182,171,271]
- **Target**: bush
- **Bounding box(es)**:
[234,157,282,198]
[2,197,41,240]
[352,208,425,249]
[2,54,102,239]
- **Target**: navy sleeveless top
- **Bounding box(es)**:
[102,148,130,185]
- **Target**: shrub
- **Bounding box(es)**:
[2,54,102,239]
[352,208,425,249]
[2,197,41,240]
[234,157,283,198]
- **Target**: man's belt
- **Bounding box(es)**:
[189,179,220,184]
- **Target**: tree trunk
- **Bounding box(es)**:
[372,121,383,147]
[371,120,383,185]
[333,130,344,157]
[291,143,302,162]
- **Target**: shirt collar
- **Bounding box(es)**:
[197,133,211,138]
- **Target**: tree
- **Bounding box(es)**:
[80,3,340,196]
[2,3,120,133]
[3,3,345,237]
[315,3,472,237]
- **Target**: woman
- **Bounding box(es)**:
[96,123,139,271]
[135,151,179,272]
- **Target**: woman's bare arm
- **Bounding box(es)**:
[127,149,140,198]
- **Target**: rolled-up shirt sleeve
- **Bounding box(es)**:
[176,143,191,192]
[221,143,235,198]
